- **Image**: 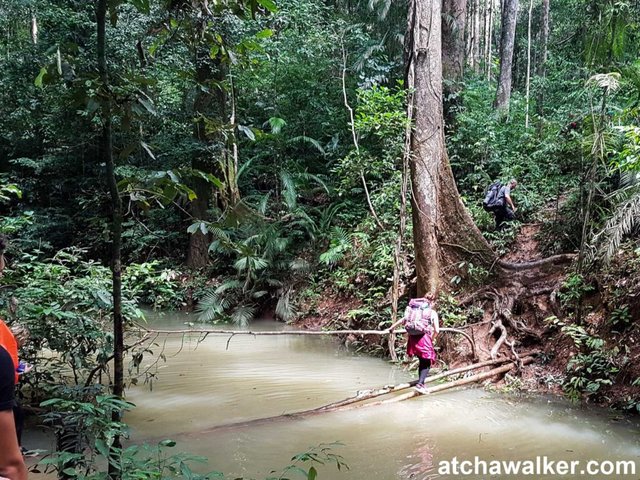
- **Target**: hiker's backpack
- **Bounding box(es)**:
[402,298,434,336]
[482,181,503,212]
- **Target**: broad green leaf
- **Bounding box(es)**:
[257,0,277,12]
[308,466,318,480]
[238,125,256,141]
[256,29,274,39]
[34,67,47,88]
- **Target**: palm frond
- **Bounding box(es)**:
[258,192,271,215]
[237,157,255,181]
[265,116,287,134]
[288,135,325,155]
[280,170,297,210]
[596,190,640,263]
[587,73,621,93]
[215,279,243,294]
[195,290,224,322]
[231,304,256,327]
[293,171,330,194]
[275,288,297,322]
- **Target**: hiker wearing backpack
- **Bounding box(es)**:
[483,179,518,230]
[389,294,440,395]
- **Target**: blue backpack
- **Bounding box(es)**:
[482,181,503,211]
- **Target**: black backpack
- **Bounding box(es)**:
[482,181,503,211]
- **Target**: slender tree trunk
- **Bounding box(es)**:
[406,0,495,296]
[494,0,519,112]
[485,0,494,81]
[536,0,550,116]
[524,0,533,128]
[473,0,482,71]
[96,1,124,478]
[538,0,549,76]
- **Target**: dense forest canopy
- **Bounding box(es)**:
[0,0,640,478]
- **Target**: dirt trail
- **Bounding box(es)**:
[501,223,543,263]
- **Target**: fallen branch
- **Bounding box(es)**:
[134,323,471,340]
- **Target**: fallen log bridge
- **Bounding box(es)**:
[184,355,536,437]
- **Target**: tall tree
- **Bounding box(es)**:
[536,0,550,115]
[524,0,533,128]
[484,0,495,81]
[95,0,124,477]
[442,0,468,85]
[538,0,549,77]
[406,0,495,296]
[494,0,519,112]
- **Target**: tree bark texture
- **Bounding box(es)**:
[524,0,533,128]
[494,0,519,112]
[442,0,468,85]
[186,30,228,269]
[406,0,495,297]
[96,1,124,477]
[538,0,549,76]
[485,0,495,81]
[536,0,550,116]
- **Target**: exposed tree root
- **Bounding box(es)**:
[498,253,576,271]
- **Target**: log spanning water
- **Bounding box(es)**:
[180,356,534,437]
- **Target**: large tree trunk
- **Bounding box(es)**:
[186,26,228,269]
[494,0,519,112]
[442,0,468,85]
[96,1,124,478]
[406,0,495,297]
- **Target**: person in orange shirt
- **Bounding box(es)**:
[0,235,27,480]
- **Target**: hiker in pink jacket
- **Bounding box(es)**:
[389,294,440,394]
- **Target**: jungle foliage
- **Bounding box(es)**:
[1,0,640,476]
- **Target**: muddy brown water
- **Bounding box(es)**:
[27,311,640,479]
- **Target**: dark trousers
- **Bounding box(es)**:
[13,400,23,445]
[418,357,431,384]
[495,206,515,230]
